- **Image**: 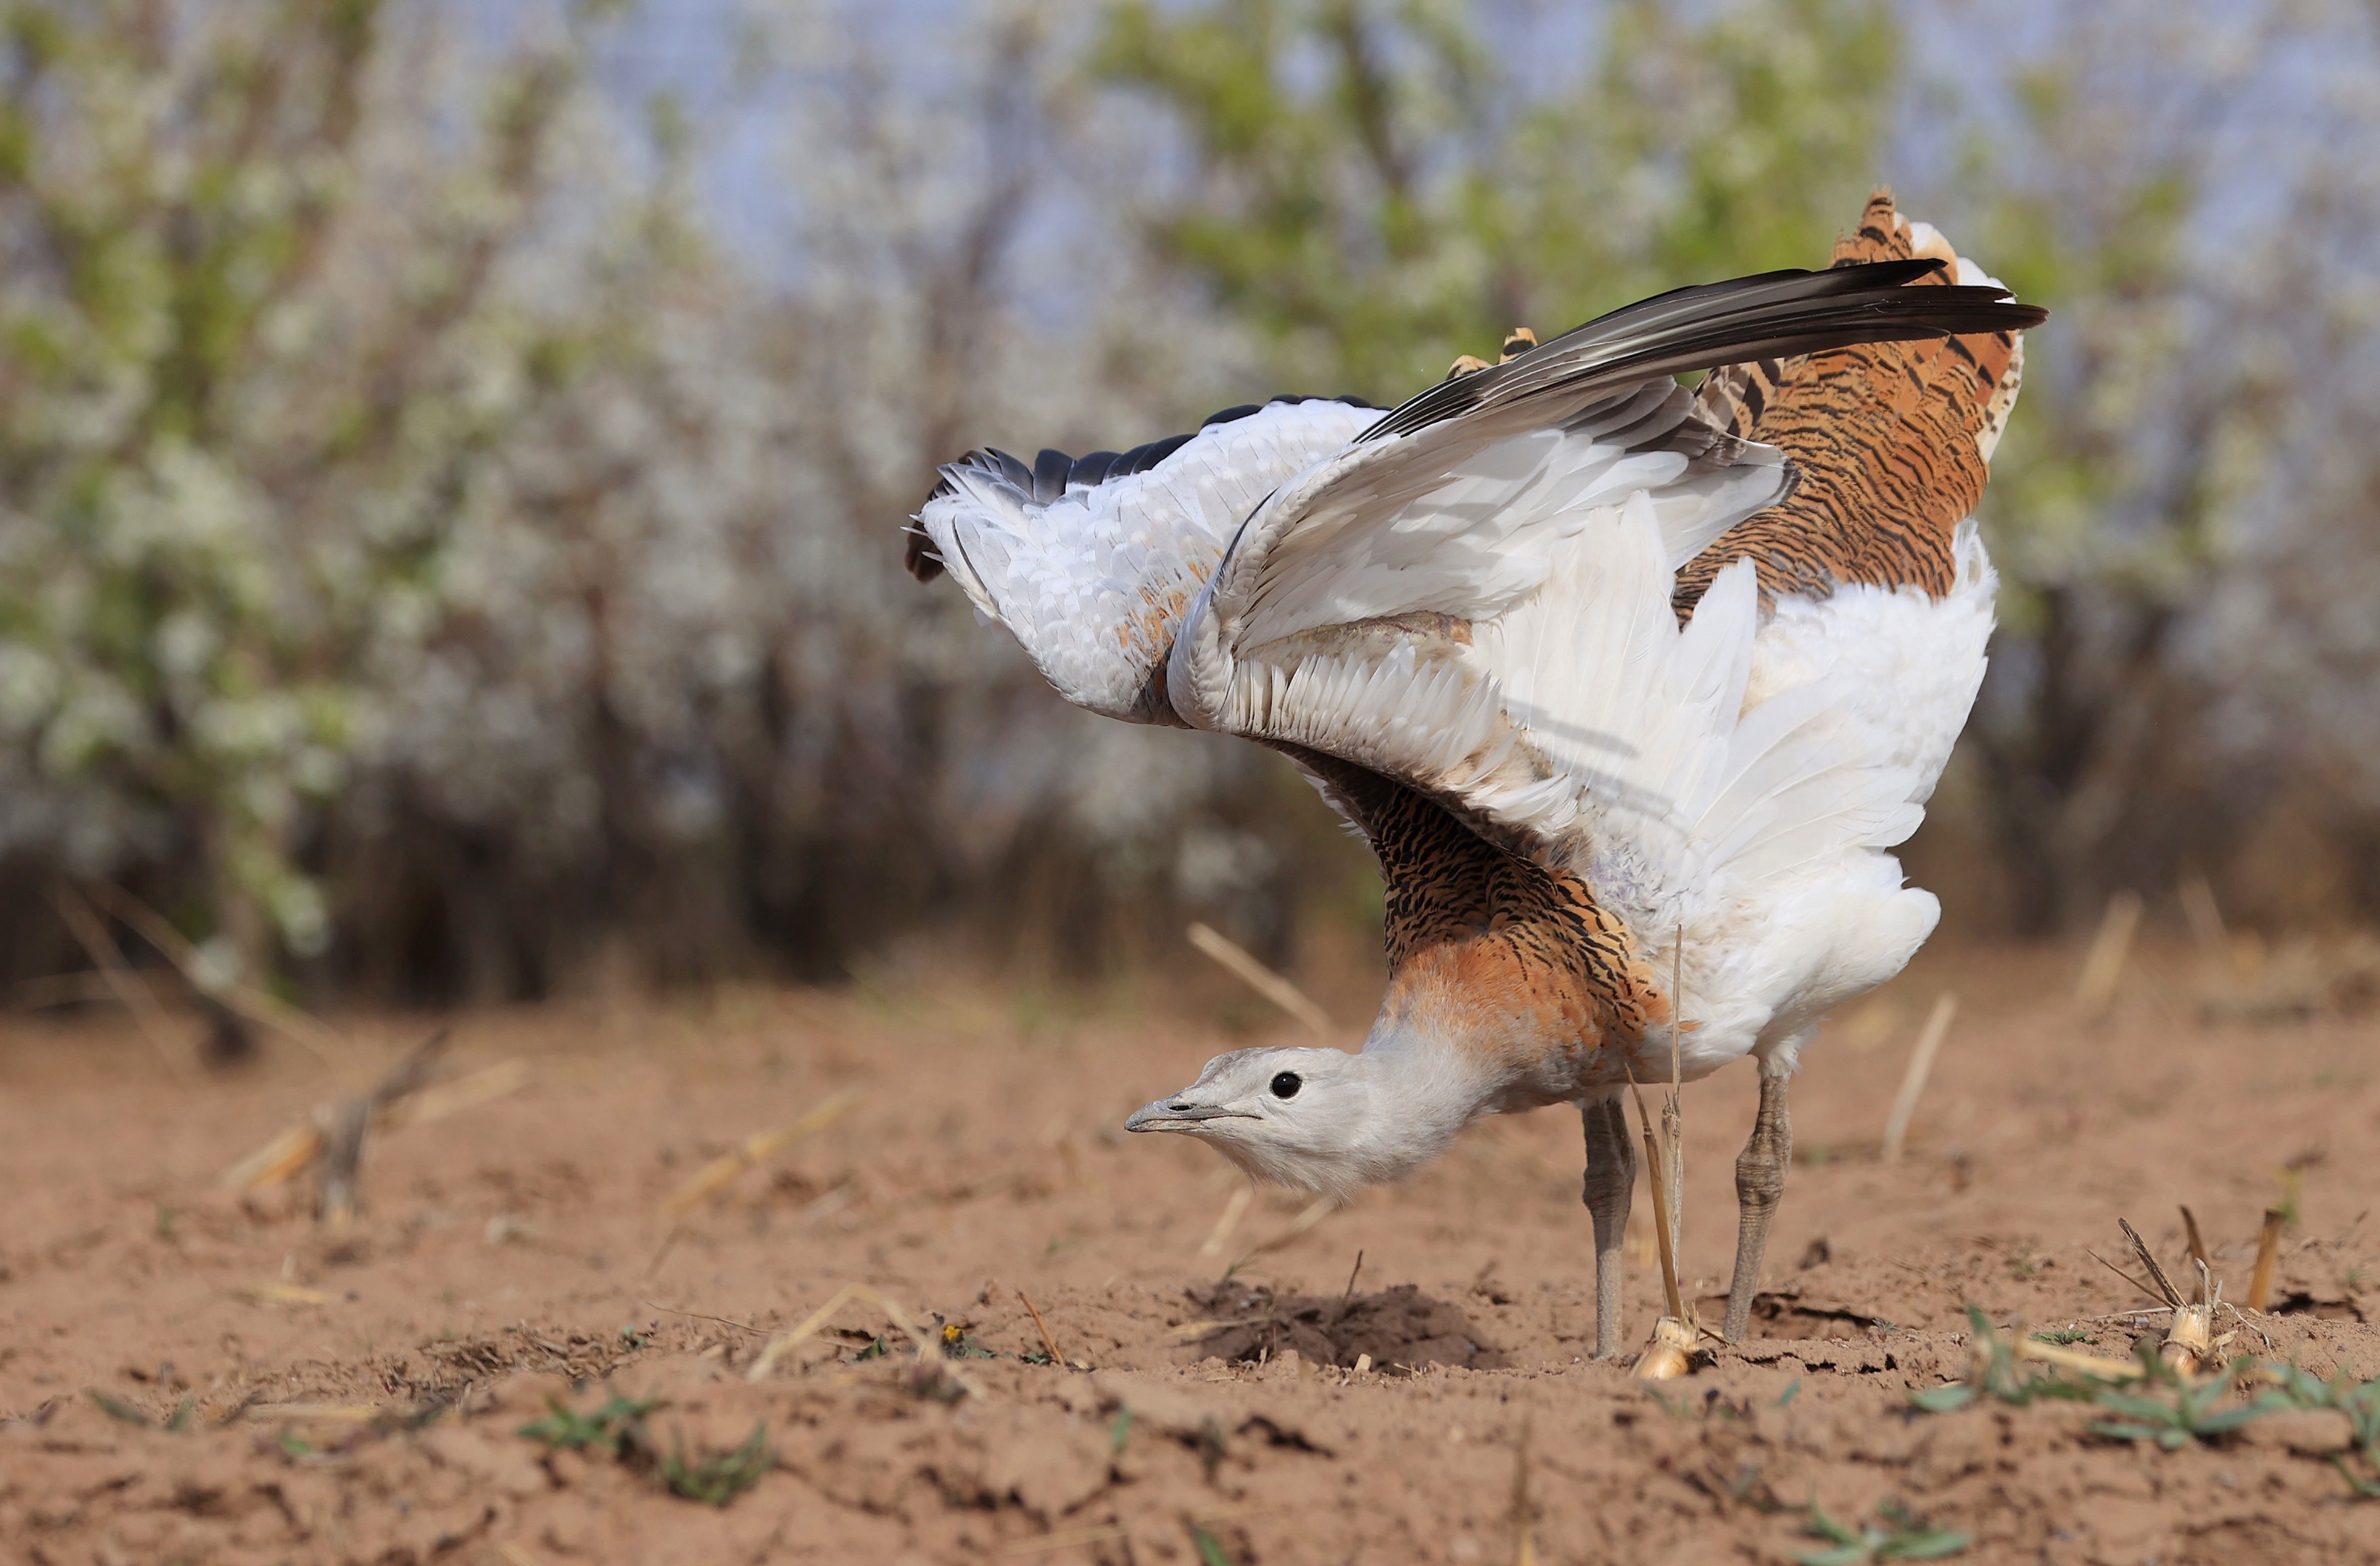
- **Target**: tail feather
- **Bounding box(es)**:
[1677,191,2030,616]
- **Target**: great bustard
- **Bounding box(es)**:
[908,195,2044,1354]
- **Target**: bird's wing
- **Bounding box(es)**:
[1677,192,2025,615]
[911,397,1378,725]
[1168,261,2044,944]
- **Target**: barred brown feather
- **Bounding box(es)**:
[1674,192,2028,618]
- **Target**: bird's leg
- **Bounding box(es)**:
[1723,1067,1794,1344]
[1579,1095,1635,1359]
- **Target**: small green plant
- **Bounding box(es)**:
[1700,1460,1789,1514]
[851,1335,889,1362]
[2257,1363,2380,1497]
[2086,1345,2266,1450]
[1642,1385,1693,1417]
[1797,1499,1971,1564]
[2033,1327,2092,1346]
[1110,1406,1135,1454]
[88,1389,197,1431]
[518,1393,656,1457]
[662,1423,772,1507]
[936,1317,996,1359]
[1909,1309,2099,1412]
[1190,1525,1238,1566]
[87,1391,154,1427]
[518,1391,772,1507]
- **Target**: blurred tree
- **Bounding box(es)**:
[1947,0,2351,932]
[1091,0,1898,397]
[0,0,653,1022]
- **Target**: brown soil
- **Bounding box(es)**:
[4,944,2378,1565]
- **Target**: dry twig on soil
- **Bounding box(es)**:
[2117,1217,2228,1372]
[1881,993,1959,1163]
[1628,1059,1697,1380]
[746,1282,976,1396]
[2075,890,2144,1018]
[661,1087,869,1218]
[1186,921,1332,1035]
[87,881,353,1067]
[1198,1185,1253,1259]
[2249,1208,2286,1312]
[49,882,201,1085]
[218,1030,505,1228]
[1228,1195,1337,1272]
[1016,1288,1070,1367]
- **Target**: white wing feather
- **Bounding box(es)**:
[1170,398,1995,1071]
[916,400,1376,724]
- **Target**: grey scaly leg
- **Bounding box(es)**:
[1723,1068,1794,1344]
[1579,1094,1636,1359]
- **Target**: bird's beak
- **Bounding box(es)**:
[1125,1095,1255,1134]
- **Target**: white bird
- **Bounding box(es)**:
[909,195,2042,1354]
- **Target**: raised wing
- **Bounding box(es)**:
[912,397,1376,724]
[1168,260,2042,947]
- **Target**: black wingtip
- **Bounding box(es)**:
[919,394,1387,519]
[904,525,946,582]
[1358,262,2049,444]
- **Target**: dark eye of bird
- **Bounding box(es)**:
[1270,1072,1302,1100]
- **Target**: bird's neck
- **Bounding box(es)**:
[1370,934,1655,1114]
[1335,1024,1503,1184]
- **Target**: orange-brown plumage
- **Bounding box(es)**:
[1296,749,1663,1095]
[1675,191,2022,617]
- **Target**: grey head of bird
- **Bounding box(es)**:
[1123,1040,1487,1200]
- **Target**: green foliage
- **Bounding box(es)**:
[1191,1525,1239,1566]
[1908,1306,2105,1412]
[1563,0,1898,291]
[86,1389,154,1426]
[519,1389,770,1506]
[1914,1308,2257,1432]
[2257,1362,2380,1499]
[518,1392,658,1457]
[1912,1306,2380,1474]
[661,1422,772,1507]
[1928,9,2323,932]
[2086,1348,2268,1450]
[1798,1499,1972,1564]
[76,1388,202,1437]
[0,1,663,975]
[1093,0,1901,399]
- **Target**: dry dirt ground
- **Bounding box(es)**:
[4,944,2379,1565]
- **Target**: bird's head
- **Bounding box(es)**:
[1124,1040,1483,1199]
